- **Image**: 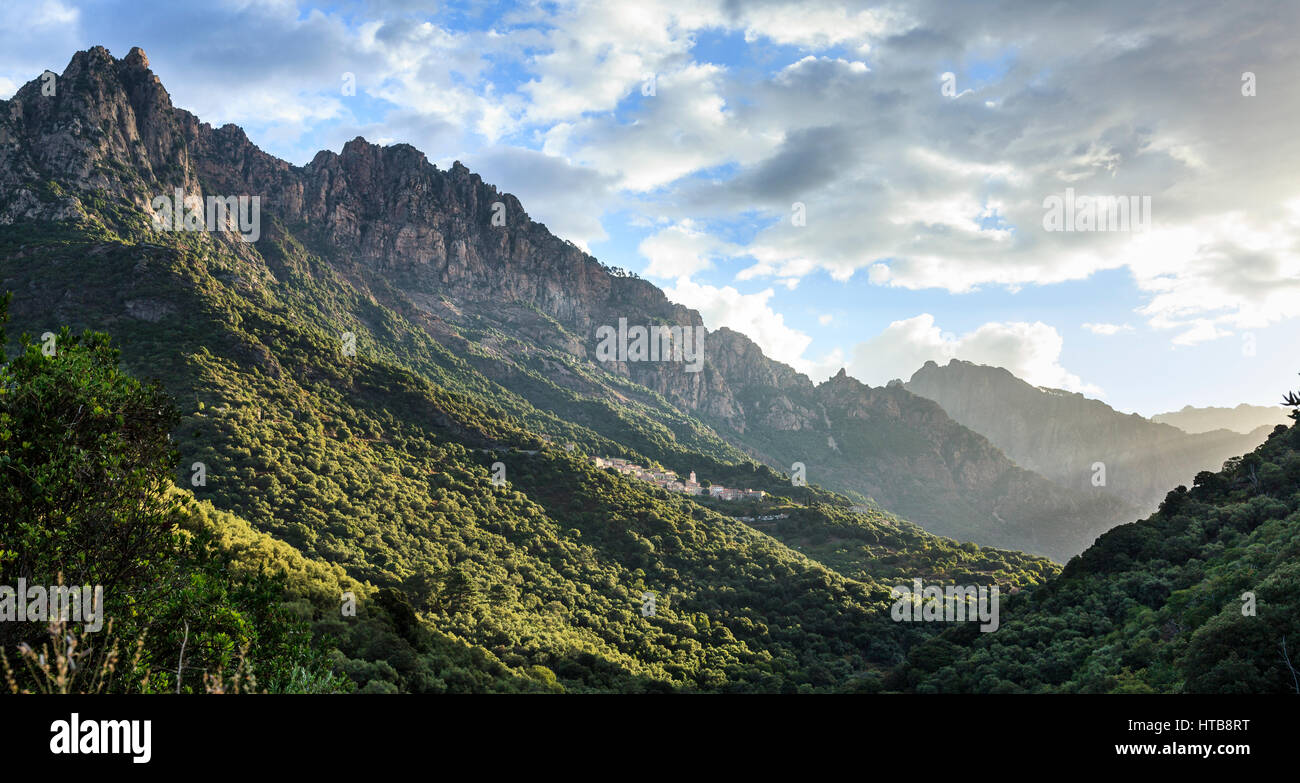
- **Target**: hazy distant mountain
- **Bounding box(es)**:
[906,360,1275,513]
[1152,404,1291,435]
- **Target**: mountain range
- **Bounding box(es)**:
[2,46,1294,693]
[0,45,1146,562]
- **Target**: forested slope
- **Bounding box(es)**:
[893,412,1300,693]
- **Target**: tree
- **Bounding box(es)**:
[0,314,180,652]
[436,565,480,616]
[1284,374,1300,417]
[0,297,342,692]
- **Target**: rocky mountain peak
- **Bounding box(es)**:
[124,46,150,70]
[0,45,192,224]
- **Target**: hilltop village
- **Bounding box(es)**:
[592,457,767,501]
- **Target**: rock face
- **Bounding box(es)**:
[906,359,1277,512]
[0,46,1147,559]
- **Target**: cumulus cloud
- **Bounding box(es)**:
[661,277,814,372]
[847,314,1103,396]
[464,146,619,249]
[732,2,901,50]
[515,0,903,126]
[638,220,740,279]
[543,62,774,192]
[570,0,1300,343]
[516,0,714,123]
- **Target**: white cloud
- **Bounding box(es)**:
[1167,319,1228,347]
[517,0,718,123]
[661,277,813,372]
[543,62,773,192]
[465,146,619,249]
[847,314,1103,396]
[638,220,739,279]
[736,3,902,50]
[22,0,77,28]
[512,0,902,128]
[1082,322,1134,336]
[1121,209,1300,342]
[603,2,1300,347]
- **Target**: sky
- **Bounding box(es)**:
[2,0,1298,416]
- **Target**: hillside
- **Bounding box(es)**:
[892,414,1300,693]
[0,45,1127,561]
[0,46,1061,692]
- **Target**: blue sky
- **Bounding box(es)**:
[2,0,1298,415]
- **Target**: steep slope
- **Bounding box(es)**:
[0,45,1127,560]
[1153,403,1291,435]
[907,359,1273,513]
[0,46,1060,691]
[3,221,943,692]
[893,415,1300,693]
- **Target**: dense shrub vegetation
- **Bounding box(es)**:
[0,219,1059,692]
[4,204,1292,693]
